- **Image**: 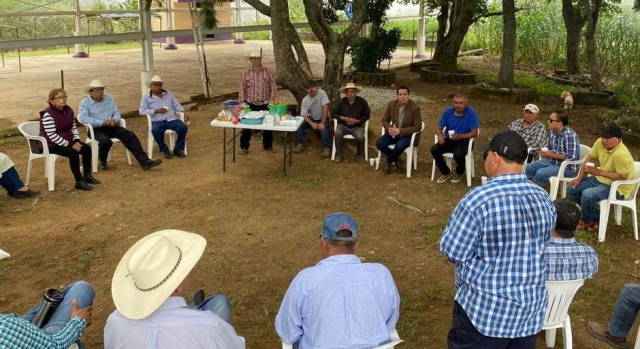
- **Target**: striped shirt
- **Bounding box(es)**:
[239,66,277,104]
[77,95,122,127]
[508,119,546,153]
[547,127,580,171]
[440,173,556,338]
[545,237,598,281]
[41,112,80,147]
[0,314,86,349]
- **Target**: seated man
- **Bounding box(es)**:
[545,199,598,281]
[139,75,189,159]
[587,283,640,349]
[104,229,245,349]
[376,86,422,174]
[275,213,400,349]
[331,83,371,163]
[525,110,580,186]
[508,103,546,162]
[1,280,94,349]
[0,152,40,198]
[78,79,162,171]
[568,125,635,231]
[431,92,479,183]
[293,80,331,158]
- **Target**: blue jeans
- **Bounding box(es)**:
[152,119,188,152]
[567,176,622,222]
[525,159,577,186]
[376,134,412,164]
[296,119,330,149]
[192,293,233,325]
[23,281,95,349]
[0,166,26,194]
[345,1,353,19]
[608,284,640,337]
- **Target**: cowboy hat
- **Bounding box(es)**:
[83,79,107,94]
[340,82,362,93]
[246,49,264,60]
[111,230,206,320]
[146,75,163,88]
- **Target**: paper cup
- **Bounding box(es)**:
[448,130,455,137]
[541,147,548,152]
[481,176,488,185]
[369,158,375,166]
[586,162,595,168]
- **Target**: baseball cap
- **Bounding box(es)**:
[524,104,539,113]
[320,213,358,242]
[476,130,528,164]
[304,80,317,89]
[601,125,622,139]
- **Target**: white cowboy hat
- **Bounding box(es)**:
[83,79,107,94]
[146,75,163,88]
[340,82,363,93]
[111,230,206,320]
[246,49,264,60]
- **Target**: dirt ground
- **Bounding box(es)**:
[1,57,639,349]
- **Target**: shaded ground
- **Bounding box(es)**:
[1,57,639,348]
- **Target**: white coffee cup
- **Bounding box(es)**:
[586,162,595,168]
[541,147,549,152]
[448,130,455,137]
[369,158,375,166]
[481,176,488,185]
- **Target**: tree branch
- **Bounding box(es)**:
[472,7,530,23]
[243,0,271,17]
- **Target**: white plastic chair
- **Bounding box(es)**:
[597,161,640,242]
[83,119,132,173]
[0,249,10,260]
[332,119,369,161]
[543,279,585,349]
[281,329,402,349]
[430,127,479,186]
[548,144,592,200]
[634,324,640,349]
[375,122,425,178]
[18,121,63,191]
[145,112,188,158]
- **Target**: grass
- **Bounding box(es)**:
[0,41,142,59]
[474,68,568,98]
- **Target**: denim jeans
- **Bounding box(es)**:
[376,134,412,164]
[192,293,233,325]
[608,284,640,337]
[152,119,188,152]
[431,139,469,176]
[0,166,25,194]
[296,119,330,149]
[23,281,95,349]
[525,159,577,186]
[567,176,622,222]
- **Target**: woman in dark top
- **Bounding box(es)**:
[39,88,100,191]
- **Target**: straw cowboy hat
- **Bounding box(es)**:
[146,75,163,88]
[340,82,363,93]
[246,49,264,60]
[83,79,107,94]
[111,230,207,320]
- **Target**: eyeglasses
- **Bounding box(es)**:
[90,88,104,92]
[548,119,561,123]
[53,95,67,100]
[151,83,162,86]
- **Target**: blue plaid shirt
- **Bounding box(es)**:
[440,173,556,338]
[0,314,86,349]
[544,237,598,281]
[547,127,580,171]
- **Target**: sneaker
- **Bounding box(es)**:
[99,160,109,171]
[590,221,600,231]
[239,149,248,155]
[451,172,464,183]
[586,321,628,348]
[322,148,331,158]
[383,163,392,175]
[334,155,342,163]
[437,173,452,183]
[577,220,592,231]
[293,144,306,154]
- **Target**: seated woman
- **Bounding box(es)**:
[0,152,40,198]
[39,88,100,191]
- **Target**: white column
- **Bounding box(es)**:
[233,0,245,44]
[140,0,156,96]
[72,0,88,58]
[415,0,427,59]
[164,0,177,49]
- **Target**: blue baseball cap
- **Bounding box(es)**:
[320,213,359,242]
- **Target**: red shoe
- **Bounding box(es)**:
[590,221,600,231]
[577,220,592,231]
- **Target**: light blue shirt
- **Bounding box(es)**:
[78,95,121,127]
[139,90,185,123]
[104,297,245,349]
[544,237,598,281]
[275,254,400,349]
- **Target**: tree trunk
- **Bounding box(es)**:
[583,0,603,92]
[431,2,450,62]
[497,0,515,88]
[431,0,478,73]
[561,0,586,75]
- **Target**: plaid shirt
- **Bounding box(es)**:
[0,314,86,349]
[545,237,598,281]
[440,174,555,338]
[547,127,580,171]
[508,119,547,153]
[239,66,277,104]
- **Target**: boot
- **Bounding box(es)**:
[75,180,93,191]
[84,173,101,185]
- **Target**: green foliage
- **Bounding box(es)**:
[241,18,272,40]
[347,27,401,72]
[386,19,440,40]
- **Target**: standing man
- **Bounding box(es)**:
[332,83,371,163]
[431,93,479,183]
[139,75,189,159]
[508,103,547,162]
[525,110,580,186]
[78,79,162,171]
[238,49,277,155]
[275,213,400,348]
[568,125,635,231]
[293,80,331,158]
[440,130,555,349]
[376,86,422,174]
